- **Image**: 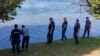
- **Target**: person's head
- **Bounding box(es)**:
[22,25,25,28]
[76,19,79,23]
[64,17,67,21]
[14,24,18,29]
[49,17,53,23]
[86,17,89,20]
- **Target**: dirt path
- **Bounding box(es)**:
[83,48,100,56]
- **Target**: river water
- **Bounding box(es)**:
[0,0,100,49]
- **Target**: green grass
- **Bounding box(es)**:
[0,37,100,56]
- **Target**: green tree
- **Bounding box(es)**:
[0,0,24,22]
[81,0,100,19]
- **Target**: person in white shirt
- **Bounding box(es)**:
[21,25,29,50]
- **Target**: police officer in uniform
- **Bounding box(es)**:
[74,19,80,45]
[61,17,68,40]
[47,18,55,45]
[82,17,91,38]
[10,24,22,53]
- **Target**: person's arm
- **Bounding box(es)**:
[9,31,13,41]
[77,28,80,35]
[50,27,53,34]
[63,24,66,29]
[90,21,91,30]
[64,22,67,29]
[77,24,80,35]
[50,23,54,34]
[20,29,23,36]
[27,29,30,36]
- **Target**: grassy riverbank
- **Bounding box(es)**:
[0,37,100,56]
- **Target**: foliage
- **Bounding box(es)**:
[85,0,100,19]
[0,0,24,22]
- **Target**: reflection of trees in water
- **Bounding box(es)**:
[0,0,24,22]
[68,0,100,19]
[0,0,100,23]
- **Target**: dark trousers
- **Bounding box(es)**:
[83,29,90,38]
[11,40,20,53]
[62,29,67,40]
[47,33,53,44]
[74,32,79,45]
[22,36,29,49]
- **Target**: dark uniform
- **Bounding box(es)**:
[10,29,22,53]
[83,20,91,38]
[74,23,80,45]
[62,21,68,40]
[47,21,55,44]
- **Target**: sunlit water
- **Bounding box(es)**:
[0,0,100,49]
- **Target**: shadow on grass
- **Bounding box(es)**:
[0,37,100,56]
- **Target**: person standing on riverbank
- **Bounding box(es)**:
[10,24,22,54]
[61,17,68,40]
[82,17,91,38]
[74,19,80,45]
[47,18,55,45]
[21,25,30,50]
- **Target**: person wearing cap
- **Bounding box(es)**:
[47,17,55,45]
[61,17,68,40]
[10,24,22,53]
[82,17,91,38]
[21,25,30,50]
[74,19,80,45]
